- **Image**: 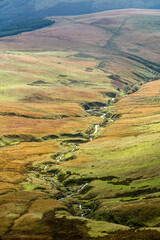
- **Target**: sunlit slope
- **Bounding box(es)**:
[0,50,118,238]
[59,79,160,229]
[0,51,158,239]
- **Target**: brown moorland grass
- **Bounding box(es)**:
[0,138,65,236]
[0,9,159,239]
[0,116,89,136]
[0,191,65,237]
[59,79,160,195]
[0,141,60,178]
[54,80,160,233]
[98,80,160,140]
[0,9,159,64]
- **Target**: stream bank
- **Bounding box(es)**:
[25,101,118,219]
[22,98,120,218]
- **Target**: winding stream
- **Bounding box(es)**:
[90,124,99,136]
[57,154,65,163]
[41,104,108,218]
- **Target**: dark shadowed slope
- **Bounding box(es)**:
[0,0,160,23]
[1,0,160,39]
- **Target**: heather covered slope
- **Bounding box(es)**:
[0,9,160,240]
[1,9,160,64]
[0,0,160,24]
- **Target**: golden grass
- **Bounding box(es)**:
[0,116,89,136]
[98,79,160,140]
[63,80,160,170]
[61,156,93,167]
[0,12,159,237]
[0,141,59,163]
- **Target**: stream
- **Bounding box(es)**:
[40,104,108,218]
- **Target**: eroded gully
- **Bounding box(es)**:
[36,104,113,218]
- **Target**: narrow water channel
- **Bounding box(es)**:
[41,104,108,217]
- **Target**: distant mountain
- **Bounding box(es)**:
[0,0,159,38]
[0,0,160,23]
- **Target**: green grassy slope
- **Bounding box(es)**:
[0,49,160,240]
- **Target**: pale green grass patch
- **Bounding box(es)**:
[0,50,70,57]
[87,219,129,237]
[70,55,95,61]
